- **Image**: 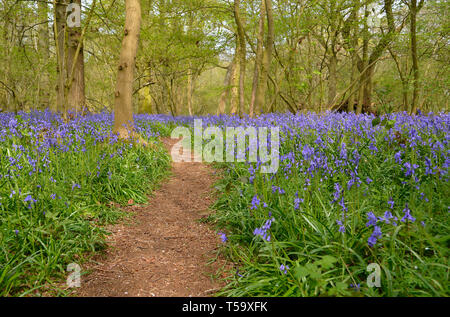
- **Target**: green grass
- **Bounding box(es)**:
[0,117,171,296]
[207,115,449,297]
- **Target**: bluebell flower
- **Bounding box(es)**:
[24,195,37,203]
[401,203,416,223]
[366,211,378,227]
[251,194,260,210]
[350,283,361,291]
[279,264,290,275]
[218,232,228,243]
[336,220,345,233]
[368,226,382,247]
[253,217,275,242]
[388,198,394,209]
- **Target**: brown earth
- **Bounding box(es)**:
[74,138,230,297]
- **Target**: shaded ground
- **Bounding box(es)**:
[75,138,229,297]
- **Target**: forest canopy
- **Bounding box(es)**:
[0,0,448,116]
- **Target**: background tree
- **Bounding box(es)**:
[0,0,447,115]
[113,0,141,138]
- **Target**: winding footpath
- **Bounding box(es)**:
[75,138,228,297]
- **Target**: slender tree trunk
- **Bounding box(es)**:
[54,0,67,113]
[328,53,337,107]
[234,0,246,117]
[255,0,274,114]
[361,0,396,113]
[250,0,265,117]
[410,0,419,114]
[230,36,239,115]
[348,52,358,112]
[362,65,374,112]
[187,69,193,116]
[38,1,50,110]
[113,0,142,138]
[357,4,369,114]
[218,60,234,115]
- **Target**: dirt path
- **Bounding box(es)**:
[75,138,228,297]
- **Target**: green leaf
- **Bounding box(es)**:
[305,263,321,279]
[318,255,338,269]
[294,265,309,279]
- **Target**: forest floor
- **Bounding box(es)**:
[74,138,230,297]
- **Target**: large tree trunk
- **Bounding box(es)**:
[234,0,246,117]
[54,0,67,113]
[250,0,266,118]
[113,0,142,139]
[66,0,86,114]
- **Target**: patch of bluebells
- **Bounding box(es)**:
[2,110,449,295]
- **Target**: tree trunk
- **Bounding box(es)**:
[187,66,193,116]
[218,60,234,115]
[410,0,419,114]
[255,0,274,114]
[38,1,51,110]
[250,0,265,118]
[113,0,142,138]
[66,0,86,114]
[230,36,239,115]
[328,53,337,107]
[234,0,246,117]
[348,52,358,112]
[361,0,396,112]
[54,0,67,113]
[362,65,374,111]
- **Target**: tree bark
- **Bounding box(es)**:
[250,0,265,118]
[187,67,193,116]
[218,60,234,115]
[410,0,419,114]
[328,53,337,107]
[113,0,142,138]
[38,1,51,110]
[361,0,396,112]
[234,0,246,117]
[230,36,239,115]
[54,0,67,113]
[255,0,274,115]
